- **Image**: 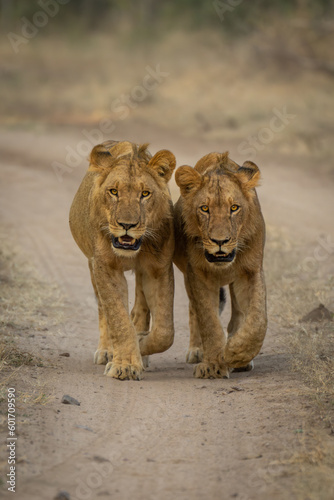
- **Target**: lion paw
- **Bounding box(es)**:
[186,348,203,364]
[94,349,113,365]
[193,362,229,379]
[232,360,254,372]
[104,362,143,381]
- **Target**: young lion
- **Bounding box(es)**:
[69,140,176,381]
[174,152,267,378]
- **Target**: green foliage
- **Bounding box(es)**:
[3,0,334,34]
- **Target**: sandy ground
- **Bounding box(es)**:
[0,122,334,500]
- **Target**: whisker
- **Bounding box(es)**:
[100,224,112,235]
[236,240,251,253]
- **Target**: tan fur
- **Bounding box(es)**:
[174,152,267,379]
[69,140,176,381]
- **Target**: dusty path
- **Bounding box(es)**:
[0,125,333,500]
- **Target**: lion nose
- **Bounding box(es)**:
[118,222,138,231]
[211,237,231,246]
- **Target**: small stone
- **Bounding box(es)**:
[61,395,80,406]
[300,304,333,323]
[75,425,93,432]
[93,455,110,463]
[59,352,70,357]
[54,491,70,500]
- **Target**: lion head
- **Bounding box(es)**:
[175,152,262,266]
[89,140,176,258]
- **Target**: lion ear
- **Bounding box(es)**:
[175,166,202,196]
[147,150,176,182]
[89,141,134,172]
[237,161,261,189]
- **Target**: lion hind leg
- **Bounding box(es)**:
[224,274,267,368]
[232,360,254,372]
[186,348,203,364]
[142,355,150,369]
[131,271,151,332]
[131,272,151,367]
[137,265,174,356]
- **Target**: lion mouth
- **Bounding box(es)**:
[205,248,236,263]
[112,235,143,251]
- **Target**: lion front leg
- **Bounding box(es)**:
[224,270,267,369]
[89,260,113,365]
[92,260,143,381]
[186,266,229,379]
[138,264,175,356]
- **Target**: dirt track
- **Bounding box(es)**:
[1,124,333,500]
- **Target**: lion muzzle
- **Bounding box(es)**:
[112,235,143,251]
[204,248,236,264]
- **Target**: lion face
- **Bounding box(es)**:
[175,152,261,266]
[103,164,169,257]
[191,175,248,264]
[89,141,175,258]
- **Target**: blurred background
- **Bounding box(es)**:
[1,0,334,175]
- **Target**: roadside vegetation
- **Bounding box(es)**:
[0,235,62,403]
[265,226,334,434]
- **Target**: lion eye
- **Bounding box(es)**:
[110,188,118,196]
[200,205,209,213]
[141,191,150,198]
[231,204,239,212]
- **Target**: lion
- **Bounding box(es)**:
[173,151,267,378]
[69,140,176,381]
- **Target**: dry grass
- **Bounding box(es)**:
[289,322,334,432]
[0,237,63,333]
[265,225,334,433]
[0,343,43,368]
[0,233,63,405]
[19,379,55,406]
[270,439,334,500]
[0,344,45,403]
